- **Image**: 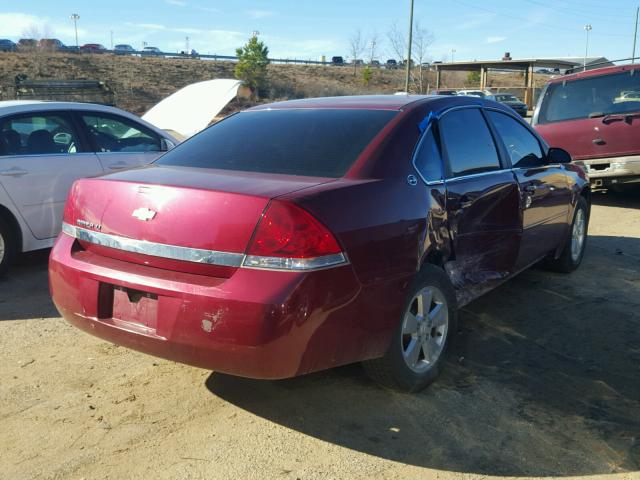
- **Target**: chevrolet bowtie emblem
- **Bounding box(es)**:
[132,207,157,221]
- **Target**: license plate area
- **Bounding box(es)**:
[112,286,159,330]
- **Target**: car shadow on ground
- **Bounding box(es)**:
[206,235,640,477]
[592,188,640,208]
[0,250,58,321]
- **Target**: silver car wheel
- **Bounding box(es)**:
[571,208,586,262]
[401,286,449,372]
[0,233,5,265]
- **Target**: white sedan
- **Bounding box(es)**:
[0,100,177,276]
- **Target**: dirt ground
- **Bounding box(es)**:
[1,190,639,480]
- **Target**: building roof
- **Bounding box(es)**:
[434,57,611,71]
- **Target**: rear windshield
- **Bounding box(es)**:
[155,109,397,178]
[537,70,640,124]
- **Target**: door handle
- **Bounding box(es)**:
[0,168,29,176]
[592,138,606,145]
[108,161,128,170]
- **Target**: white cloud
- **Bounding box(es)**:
[125,22,166,30]
[455,13,495,31]
[165,0,186,6]
[0,13,43,36]
[247,10,274,19]
[0,12,87,41]
[486,36,507,44]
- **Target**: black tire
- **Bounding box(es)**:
[0,215,17,278]
[363,264,457,392]
[546,196,589,273]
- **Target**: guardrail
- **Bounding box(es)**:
[109,50,334,65]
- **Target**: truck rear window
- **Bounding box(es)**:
[155,109,397,178]
[537,70,640,124]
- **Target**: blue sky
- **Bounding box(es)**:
[1,0,637,61]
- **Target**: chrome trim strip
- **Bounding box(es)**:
[444,169,508,183]
[242,253,347,271]
[62,222,244,267]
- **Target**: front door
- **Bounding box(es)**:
[77,112,166,172]
[0,111,103,239]
[486,109,571,268]
[438,107,522,301]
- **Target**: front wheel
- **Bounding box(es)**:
[0,216,17,278]
[363,264,457,392]
[546,196,589,273]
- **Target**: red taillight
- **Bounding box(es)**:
[247,200,342,259]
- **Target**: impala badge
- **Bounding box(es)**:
[132,207,157,221]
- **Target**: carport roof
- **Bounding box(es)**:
[433,57,605,71]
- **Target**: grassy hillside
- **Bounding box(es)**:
[0,52,547,115]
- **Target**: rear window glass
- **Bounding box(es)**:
[155,109,397,177]
[538,70,640,124]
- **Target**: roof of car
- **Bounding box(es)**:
[549,63,640,83]
[250,95,435,111]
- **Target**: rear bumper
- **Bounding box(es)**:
[49,233,365,379]
[577,156,640,185]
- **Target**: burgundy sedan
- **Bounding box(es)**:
[49,95,590,392]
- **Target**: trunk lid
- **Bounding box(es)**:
[64,165,333,276]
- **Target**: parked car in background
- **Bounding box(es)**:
[331,56,345,66]
[39,39,65,52]
[50,95,589,393]
[80,43,107,54]
[533,63,640,190]
[386,59,398,69]
[114,44,135,55]
[486,94,528,117]
[0,39,17,52]
[17,39,37,50]
[0,100,177,276]
[457,89,493,98]
[370,60,381,68]
[433,89,458,96]
[141,46,163,57]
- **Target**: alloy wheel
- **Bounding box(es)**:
[401,286,449,372]
[571,208,586,262]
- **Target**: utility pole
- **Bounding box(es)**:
[583,24,592,71]
[370,40,376,63]
[633,6,639,61]
[70,13,80,48]
[404,0,414,93]
[450,48,456,63]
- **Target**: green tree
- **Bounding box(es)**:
[362,65,372,86]
[466,71,481,86]
[235,36,270,99]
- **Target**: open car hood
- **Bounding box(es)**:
[142,79,242,140]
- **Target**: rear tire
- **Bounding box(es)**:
[546,196,589,273]
[0,216,17,278]
[363,264,457,392]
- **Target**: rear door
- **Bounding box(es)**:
[534,69,640,162]
[77,112,167,171]
[0,110,102,239]
[486,109,571,268]
[438,107,521,298]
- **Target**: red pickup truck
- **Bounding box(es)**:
[533,63,640,190]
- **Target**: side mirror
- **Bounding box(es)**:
[547,147,572,164]
[160,138,175,152]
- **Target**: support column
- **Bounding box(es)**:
[524,64,534,109]
[435,67,441,90]
[480,66,487,90]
